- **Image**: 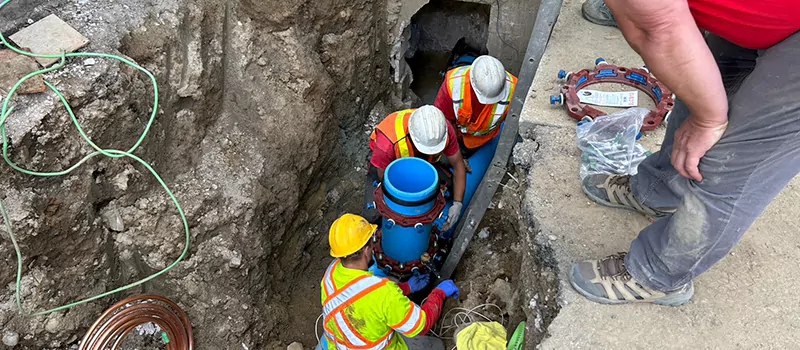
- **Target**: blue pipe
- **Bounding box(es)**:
[380,158,439,263]
[440,124,502,238]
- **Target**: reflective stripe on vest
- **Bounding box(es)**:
[446,68,515,136]
[393,111,412,158]
[389,301,423,335]
[321,260,393,349]
[446,66,470,119]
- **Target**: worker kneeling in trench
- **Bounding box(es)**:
[363,105,466,231]
[317,214,459,350]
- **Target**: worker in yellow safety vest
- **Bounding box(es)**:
[363,106,467,231]
[434,55,518,155]
[317,214,459,350]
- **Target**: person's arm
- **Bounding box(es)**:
[446,152,466,203]
[369,138,391,182]
[385,289,446,337]
[606,0,728,181]
[433,82,458,124]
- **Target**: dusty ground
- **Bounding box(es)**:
[443,172,559,349]
[516,0,800,348]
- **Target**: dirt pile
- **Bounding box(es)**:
[0,0,395,348]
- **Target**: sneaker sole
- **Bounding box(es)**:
[580,5,618,27]
[581,180,638,212]
[581,179,673,218]
[570,268,694,306]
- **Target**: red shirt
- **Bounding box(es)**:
[433,81,486,124]
[368,120,459,169]
[689,0,800,49]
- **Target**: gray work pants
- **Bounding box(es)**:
[626,32,800,291]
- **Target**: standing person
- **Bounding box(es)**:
[318,214,459,349]
[570,0,800,305]
[434,55,517,159]
[363,106,467,231]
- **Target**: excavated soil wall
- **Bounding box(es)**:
[0,0,396,348]
[0,0,555,348]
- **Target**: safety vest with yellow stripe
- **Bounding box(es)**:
[444,66,518,149]
[320,259,426,349]
[369,109,439,163]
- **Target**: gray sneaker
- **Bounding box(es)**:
[581,0,618,27]
[582,174,675,218]
[570,252,694,306]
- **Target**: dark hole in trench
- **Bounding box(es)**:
[405,0,491,104]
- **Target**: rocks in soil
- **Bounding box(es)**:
[2,331,19,347]
[0,49,46,94]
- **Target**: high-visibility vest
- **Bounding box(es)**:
[444,66,517,149]
[321,260,422,349]
[369,109,439,163]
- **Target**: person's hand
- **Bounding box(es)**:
[670,116,727,182]
[436,279,459,298]
[441,201,462,231]
[407,274,430,293]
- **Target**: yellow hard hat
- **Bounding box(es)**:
[329,214,377,258]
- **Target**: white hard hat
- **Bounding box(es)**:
[470,55,509,104]
[408,105,448,155]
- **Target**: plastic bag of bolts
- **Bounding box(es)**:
[576,107,651,180]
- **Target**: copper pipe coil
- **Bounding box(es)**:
[79,294,193,350]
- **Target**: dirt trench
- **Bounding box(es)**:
[0,0,559,349]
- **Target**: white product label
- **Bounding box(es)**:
[577,89,638,107]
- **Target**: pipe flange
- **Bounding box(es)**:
[371,228,441,277]
[373,184,447,227]
[551,59,674,131]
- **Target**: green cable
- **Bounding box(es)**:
[0,0,190,316]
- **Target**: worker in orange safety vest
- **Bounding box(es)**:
[317,213,459,350]
[363,106,467,231]
[434,55,518,158]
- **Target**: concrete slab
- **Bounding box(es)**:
[0,49,45,94]
[9,14,89,67]
[517,0,800,348]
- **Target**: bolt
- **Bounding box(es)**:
[557,69,567,79]
[595,57,607,66]
[549,95,563,105]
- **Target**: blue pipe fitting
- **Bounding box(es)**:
[557,69,567,79]
[550,94,562,105]
[380,158,439,263]
[595,57,607,66]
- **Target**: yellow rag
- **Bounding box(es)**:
[455,322,507,350]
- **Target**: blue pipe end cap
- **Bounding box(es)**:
[550,95,562,105]
[557,69,566,79]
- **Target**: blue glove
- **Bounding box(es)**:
[436,279,459,298]
[407,274,430,293]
